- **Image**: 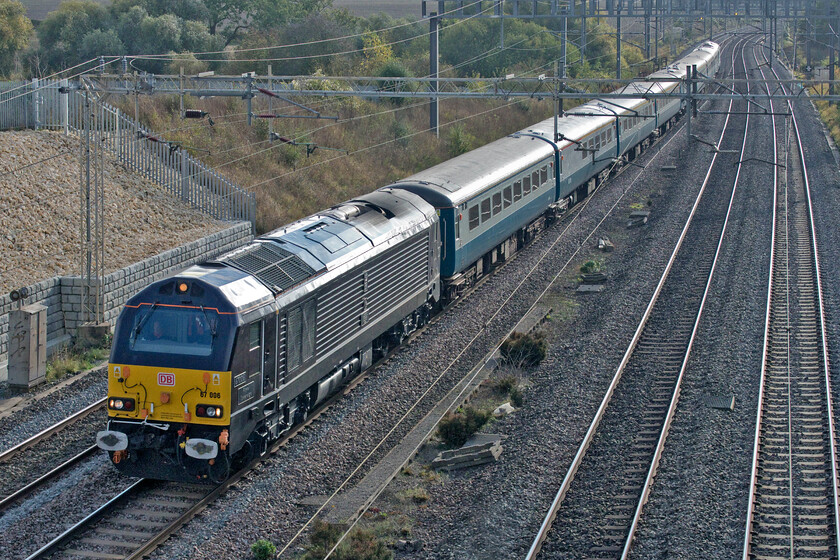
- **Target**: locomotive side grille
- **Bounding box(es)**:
[367,235,430,321]
[313,233,430,357]
[316,274,365,354]
[277,314,287,380]
[220,242,315,294]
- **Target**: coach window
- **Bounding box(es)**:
[594,135,600,151]
[492,193,502,215]
[523,175,531,195]
[600,131,606,145]
[531,170,539,189]
[469,205,480,230]
[541,167,548,185]
[514,181,522,201]
[503,186,512,208]
[481,198,491,222]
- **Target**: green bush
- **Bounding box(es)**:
[509,386,524,407]
[437,406,492,448]
[580,260,601,274]
[251,539,276,560]
[446,125,476,157]
[500,331,547,368]
[495,375,517,395]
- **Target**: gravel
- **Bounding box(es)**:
[0,366,106,454]
[0,454,134,559]
[0,130,228,293]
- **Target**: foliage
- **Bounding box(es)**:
[446,124,476,157]
[509,385,524,407]
[251,539,276,560]
[437,406,492,448]
[580,260,601,274]
[500,331,547,368]
[0,0,32,77]
[496,374,524,407]
[301,519,392,560]
[360,31,393,75]
[46,345,110,382]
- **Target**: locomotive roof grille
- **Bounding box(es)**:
[220,241,315,294]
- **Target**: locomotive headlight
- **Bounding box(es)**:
[195,404,223,418]
[108,397,135,411]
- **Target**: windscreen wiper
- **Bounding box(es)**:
[200,305,217,336]
[129,303,158,347]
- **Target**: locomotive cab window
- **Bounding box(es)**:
[131,307,215,357]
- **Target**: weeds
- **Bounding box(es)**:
[46,346,110,382]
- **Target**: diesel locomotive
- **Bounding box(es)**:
[97,41,720,481]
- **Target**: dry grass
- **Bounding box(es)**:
[121,94,556,234]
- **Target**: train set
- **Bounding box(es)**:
[96,41,721,482]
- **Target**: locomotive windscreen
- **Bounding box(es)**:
[112,304,236,371]
[131,307,216,356]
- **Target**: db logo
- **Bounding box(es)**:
[158,372,176,386]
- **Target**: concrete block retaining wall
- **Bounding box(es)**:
[0,222,252,381]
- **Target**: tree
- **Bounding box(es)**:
[79,29,126,61]
[36,1,109,69]
[0,0,32,77]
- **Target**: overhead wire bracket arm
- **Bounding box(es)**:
[256,87,337,120]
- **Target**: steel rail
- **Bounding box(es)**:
[742,43,840,559]
[0,397,106,464]
[525,34,751,559]
[0,445,99,514]
[24,478,150,560]
[741,40,780,560]
[788,76,840,560]
[618,35,757,560]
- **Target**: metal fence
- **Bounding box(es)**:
[0,79,255,231]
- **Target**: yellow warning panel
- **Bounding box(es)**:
[108,363,231,425]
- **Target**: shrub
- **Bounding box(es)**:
[500,331,547,368]
[437,406,492,448]
[509,386,524,407]
[495,375,517,395]
[446,124,476,157]
[302,520,392,560]
[580,260,601,274]
[251,539,276,560]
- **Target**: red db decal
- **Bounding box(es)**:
[158,372,176,386]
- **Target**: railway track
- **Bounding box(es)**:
[525,35,760,559]
[0,398,106,515]
[742,45,840,560]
